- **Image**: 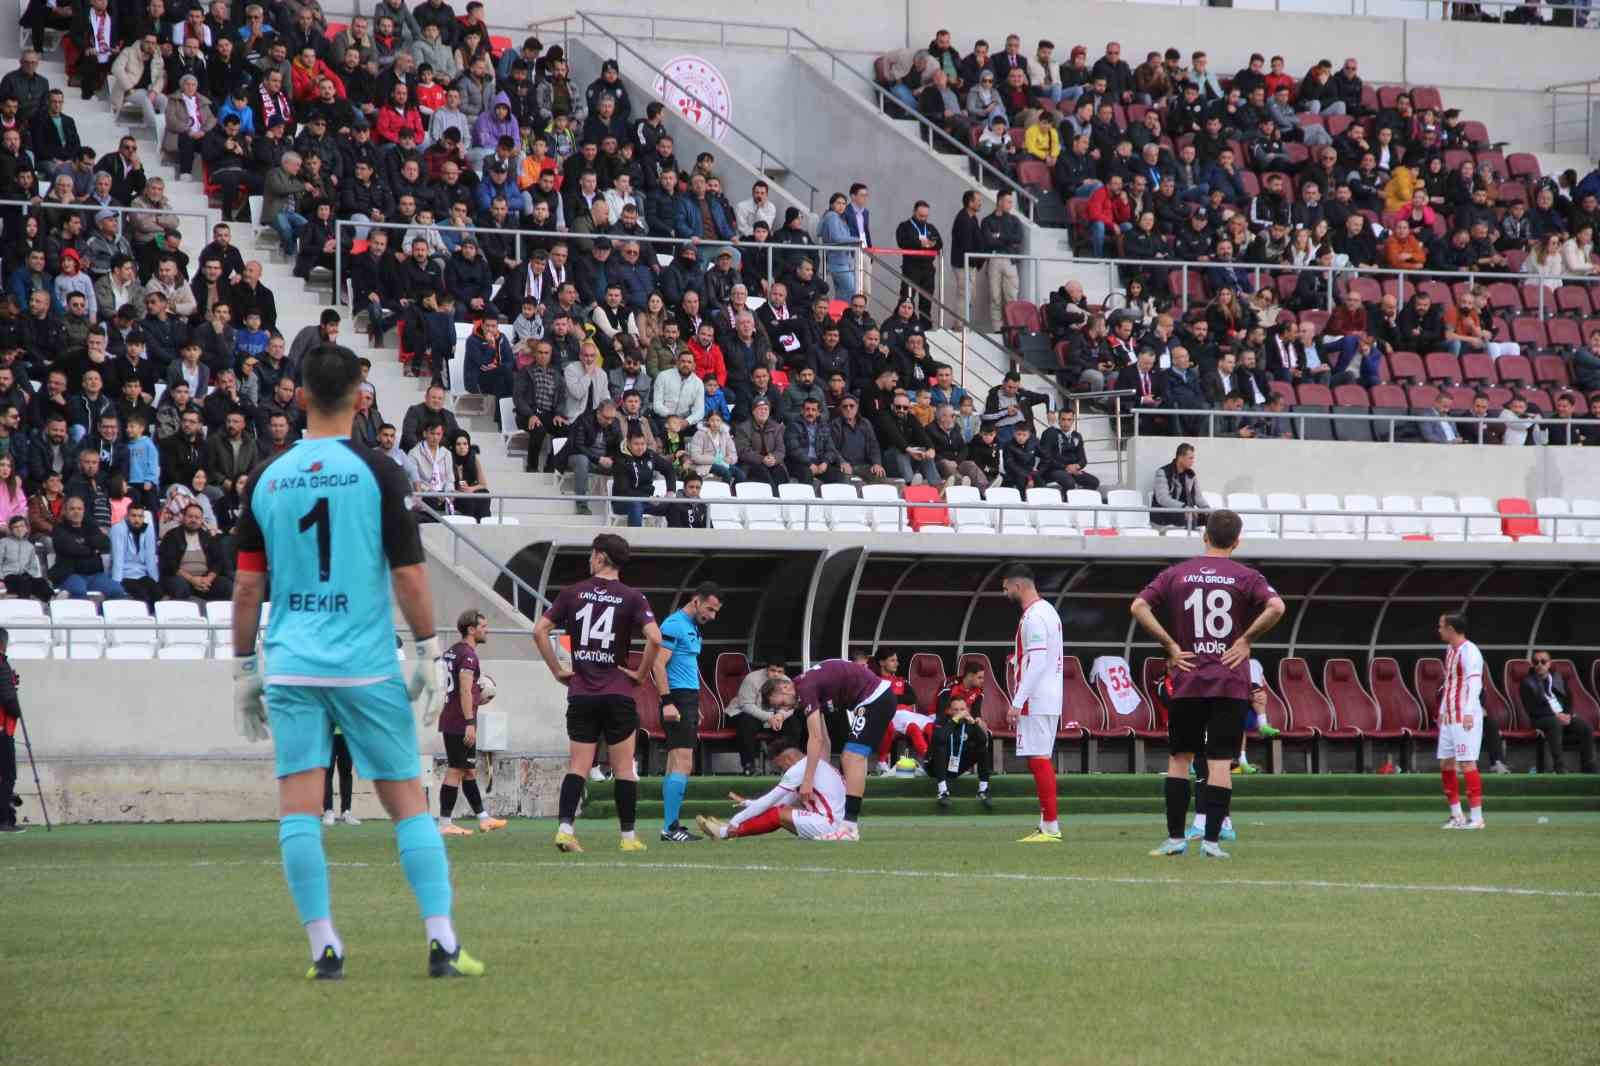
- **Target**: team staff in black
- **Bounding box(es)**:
[1038,408,1099,492]
[0,628,23,833]
[894,201,943,326]
[1519,651,1597,774]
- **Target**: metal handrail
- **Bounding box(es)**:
[1545,79,1600,155]
[1132,406,1600,444]
[0,196,213,242]
[963,250,1600,322]
[415,498,550,617]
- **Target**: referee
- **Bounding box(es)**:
[651,582,723,842]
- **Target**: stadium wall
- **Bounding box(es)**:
[23,661,574,823]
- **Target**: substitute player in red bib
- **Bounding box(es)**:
[533,534,663,854]
[1436,612,1487,830]
[1003,564,1066,844]
[1131,511,1285,859]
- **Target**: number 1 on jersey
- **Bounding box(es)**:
[298,497,332,581]
[1183,588,1235,639]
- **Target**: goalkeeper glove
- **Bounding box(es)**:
[233,654,269,742]
[409,635,447,725]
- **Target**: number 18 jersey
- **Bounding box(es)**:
[234,437,424,685]
[1137,557,1276,700]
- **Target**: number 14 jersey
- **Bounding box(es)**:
[1137,557,1276,701]
[542,578,656,698]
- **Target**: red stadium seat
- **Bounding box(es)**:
[1506,152,1542,181]
[1299,309,1329,335]
[1370,657,1426,741]
[1533,354,1571,387]
[630,651,667,769]
[1369,383,1407,407]
[1550,660,1600,731]
[1500,659,1544,757]
[1459,352,1496,384]
[1496,355,1534,386]
[1443,385,1476,411]
[713,651,750,711]
[1424,351,1461,384]
[696,673,738,756]
[1017,160,1053,191]
[906,652,947,714]
[1387,350,1425,384]
[1555,286,1591,317]
[1459,120,1489,147]
[1269,380,1296,406]
[1405,385,1440,410]
[1418,281,1451,306]
[1323,659,1405,772]
[1003,300,1040,342]
[1510,319,1548,350]
[489,35,513,58]
[957,652,1011,731]
[1475,150,1507,179]
[1497,497,1540,539]
[1295,383,1333,405]
[1517,386,1554,414]
[1342,276,1382,303]
[1332,384,1370,407]
[1496,181,1529,207]
[1484,282,1520,313]
[1410,86,1443,111]
[1443,149,1472,174]
[1278,657,1336,772]
[903,485,949,531]
[1377,85,1405,109]
[1326,114,1354,138]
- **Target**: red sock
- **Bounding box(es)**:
[877,723,897,762]
[907,723,930,758]
[730,807,782,838]
[1463,768,1482,809]
[1028,757,1058,823]
[1440,767,1459,806]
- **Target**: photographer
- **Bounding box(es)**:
[0,628,22,833]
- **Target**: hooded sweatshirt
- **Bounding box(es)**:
[473,91,520,151]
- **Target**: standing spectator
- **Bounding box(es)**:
[49,496,124,598]
[108,503,161,608]
[982,371,1047,443]
[1519,651,1596,773]
[817,192,856,299]
[157,500,232,602]
[980,190,1023,329]
[559,399,622,517]
[949,190,983,325]
[895,201,942,324]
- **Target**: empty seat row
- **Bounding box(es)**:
[1217,492,1599,543]
[0,599,239,660]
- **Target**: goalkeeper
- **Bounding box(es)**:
[229,344,483,982]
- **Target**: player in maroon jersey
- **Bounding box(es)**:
[437,609,508,837]
[1130,510,1285,858]
[533,534,663,854]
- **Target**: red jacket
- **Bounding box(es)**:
[1085,185,1133,227]
[289,59,345,104]
[374,104,425,145]
[688,337,727,387]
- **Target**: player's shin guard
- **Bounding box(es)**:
[661,772,687,829]
[1440,767,1460,813]
[1463,768,1482,813]
[461,780,484,815]
[1164,775,1190,840]
[1201,784,1231,843]
[730,807,782,838]
[1027,757,1058,828]
[395,813,453,920]
[439,784,458,820]
[279,813,332,924]
[557,772,585,826]
[614,777,638,833]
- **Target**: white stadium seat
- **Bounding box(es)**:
[50,600,105,659]
[699,481,740,529]
[0,600,50,658]
[1065,488,1105,529]
[1380,495,1423,536]
[1420,495,1465,540]
[155,601,208,649]
[735,481,784,530]
[1226,492,1272,537]
[985,487,1034,535]
[1535,496,1572,540]
[947,485,991,535]
[1106,489,1149,530]
[860,484,903,532]
[156,645,208,661]
[821,482,870,532]
[103,601,157,649]
[1267,492,1305,536]
[1305,492,1347,535]
[1026,488,1080,537]
[1572,498,1600,540]
[777,483,818,530]
[442,514,476,525]
[1343,494,1381,536]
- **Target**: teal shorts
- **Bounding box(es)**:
[267,678,418,781]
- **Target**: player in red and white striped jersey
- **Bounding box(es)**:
[1003,563,1065,844]
[697,737,850,841]
[1436,612,1487,829]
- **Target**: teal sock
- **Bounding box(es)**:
[395,812,452,919]
[278,813,330,924]
[662,772,688,829]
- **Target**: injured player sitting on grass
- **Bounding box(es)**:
[697,737,850,841]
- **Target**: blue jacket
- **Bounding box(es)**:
[817,209,855,272]
[657,254,704,309]
[1198,162,1240,202]
[109,519,159,582]
[609,258,655,311]
[126,435,160,486]
[703,388,732,423]
[7,265,49,312]
[475,172,521,213]
[673,192,734,241]
[464,332,512,394]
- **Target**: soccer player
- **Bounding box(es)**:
[1131,510,1285,859]
[533,533,663,854]
[1002,564,1066,844]
[230,344,483,981]
[761,657,900,841]
[870,650,922,775]
[438,608,509,837]
[1436,612,1487,830]
[696,736,848,841]
[652,582,724,842]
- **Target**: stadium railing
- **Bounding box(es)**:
[0,198,215,244]
[1131,407,1600,444]
[414,499,553,616]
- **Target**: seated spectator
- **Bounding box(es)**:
[157,501,232,602]
[688,409,741,484]
[926,403,987,489]
[1498,395,1542,447]
[876,393,940,485]
[1572,331,1600,392]
[1420,392,1466,444]
[999,421,1059,492]
[1149,442,1207,528]
[918,69,970,146]
[659,473,710,530]
[783,399,843,486]
[733,397,786,489]
[1444,292,1520,361]
[1038,409,1100,492]
[0,514,50,601]
[725,659,789,775]
[109,503,161,608]
[1520,651,1596,774]
[447,430,491,520]
[559,398,622,517]
[1383,218,1427,271]
[405,416,454,517]
[49,495,124,599]
[652,349,706,429]
[926,691,993,808]
[1396,291,1447,354]
[464,312,513,398]
[610,431,675,528]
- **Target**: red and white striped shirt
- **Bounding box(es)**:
[1439,638,1484,727]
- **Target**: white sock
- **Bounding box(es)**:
[305,919,342,961]
[437,815,451,828]
[977,780,988,793]
[1192,813,1207,831]
[1222,816,1234,831]
[937,781,949,796]
[621,829,636,842]
[1041,819,1060,835]
[558,821,574,836]
[1449,802,1464,819]
[425,915,457,953]
[1469,806,1482,821]
[1238,752,1250,766]
[718,824,729,839]
[478,810,493,822]
[844,819,858,830]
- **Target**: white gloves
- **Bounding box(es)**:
[410,635,447,725]
[233,654,270,742]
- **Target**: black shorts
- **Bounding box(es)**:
[442,731,477,771]
[836,686,898,754]
[1168,697,1249,762]
[567,694,640,746]
[663,689,700,750]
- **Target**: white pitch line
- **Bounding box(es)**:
[6,856,1599,900]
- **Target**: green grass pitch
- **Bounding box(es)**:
[4,810,1598,1066]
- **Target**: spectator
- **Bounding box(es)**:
[109,503,161,608]
[1519,651,1596,774]
[652,348,706,428]
[980,189,1024,328]
[734,397,786,489]
[1149,442,1206,528]
[688,409,740,484]
[1039,409,1099,492]
[49,495,124,599]
[726,659,789,775]
[1420,393,1465,444]
[1572,330,1600,392]
[512,339,561,473]
[982,371,1047,443]
[27,470,65,536]
[447,430,491,521]
[405,416,453,517]
[157,500,232,602]
[0,514,48,600]
[464,313,513,398]
[0,458,26,528]
[877,392,939,485]
[1085,174,1133,257]
[609,431,675,527]
[783,398,843,486]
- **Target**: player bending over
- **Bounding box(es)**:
[438,609,508,836]
[696,737,849,840]
[1002,563,1066,844]
[231,344,482,980]
[761,657,901,841]
[1130,510,1285,859]
[1436,612,1487,830]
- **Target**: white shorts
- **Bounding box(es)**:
[1015,713,1060,758]
[1437,720,1483,763]
[790,810,843,840]
[892,709,934,734]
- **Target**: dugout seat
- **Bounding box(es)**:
[1278,658,1336,772]
[1549,659,1600,730]
[1369,657,1427,768]
[1060,656,1120,772]
[714,652,751,710]
[695,672,738,770]
[906,652,948,713]
[1323,658,1403,771]
[630,651,667,773]
[1092,659,1164,771]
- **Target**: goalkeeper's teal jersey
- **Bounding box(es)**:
[234,436,424,684]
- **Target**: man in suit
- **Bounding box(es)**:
[1419,392,1465,444]
[28,89,79,165]
[96,136,147,203]
[1116,348,1166,435]
[894,201,943,325]
[844,183,871,250]
[1160,345,1208,436]
[1519,651,1596,773]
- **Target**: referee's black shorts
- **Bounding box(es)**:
[1168,697,1249,762]
[443,731,476,771]
[662,688,700,750]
